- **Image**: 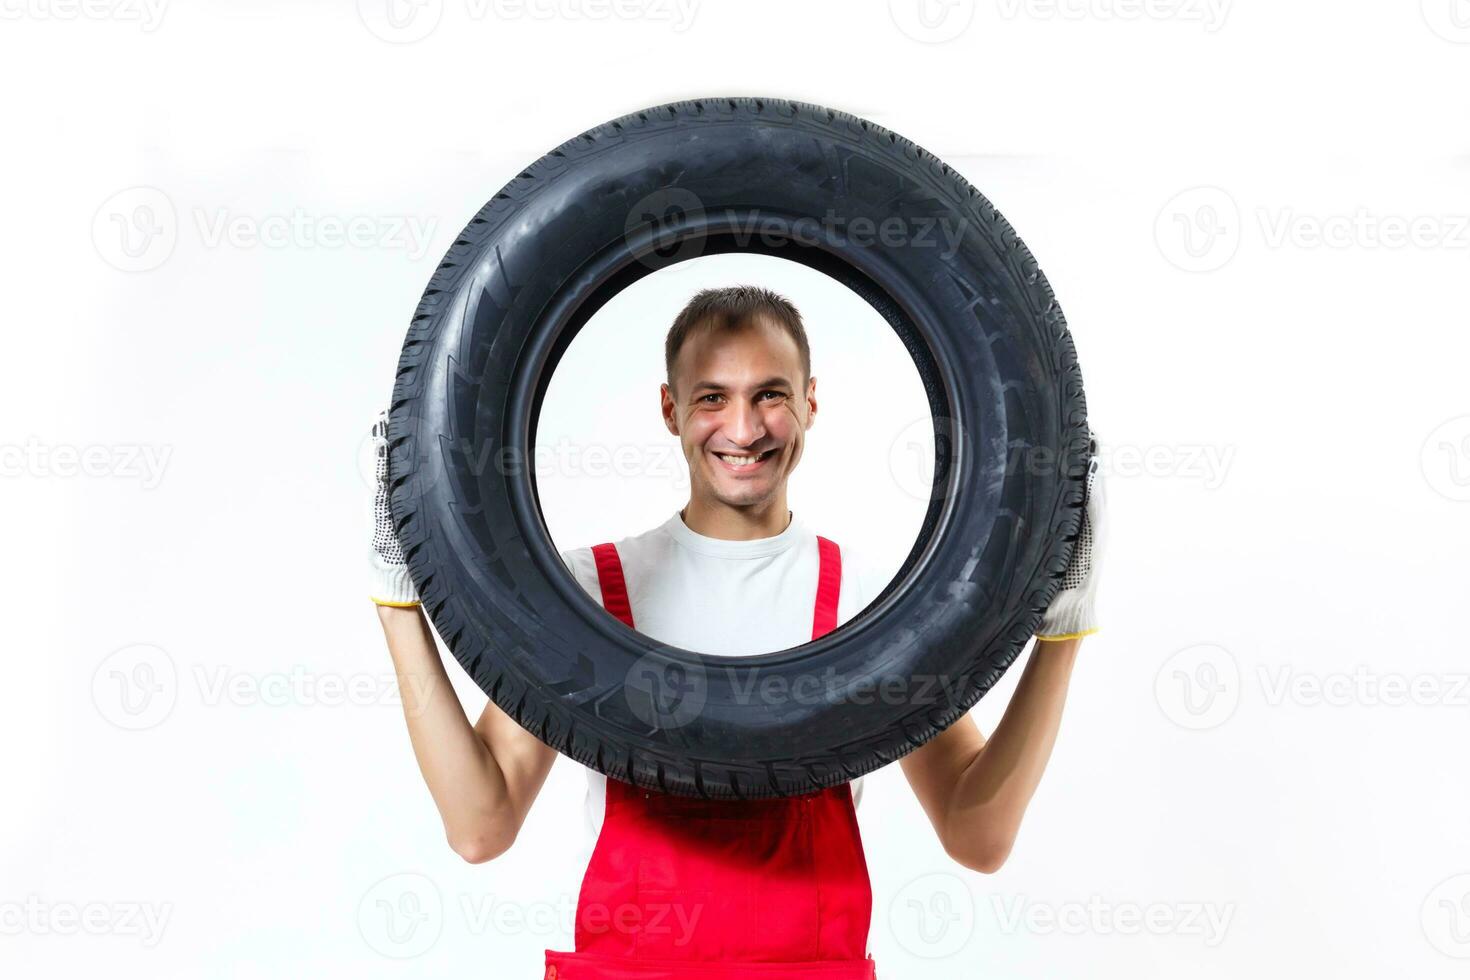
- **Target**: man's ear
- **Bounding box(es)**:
[660,382,680,436]
[804,374,818,430]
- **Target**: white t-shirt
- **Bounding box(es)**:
[559,508,873,836]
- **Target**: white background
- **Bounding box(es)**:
[3,1,1469,978]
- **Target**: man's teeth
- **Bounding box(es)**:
[716,451,771,466]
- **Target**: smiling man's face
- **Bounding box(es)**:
[661,316,816,516]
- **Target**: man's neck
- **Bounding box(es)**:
[679,498,792,541]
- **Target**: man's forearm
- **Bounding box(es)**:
[377,604,519,856]
[943,637,1081,866]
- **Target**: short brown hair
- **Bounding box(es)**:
[664,285,811,395]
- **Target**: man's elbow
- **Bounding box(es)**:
[943,833,1014,875]
[448,826,516,865]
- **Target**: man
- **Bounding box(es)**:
[370,286,1105,979]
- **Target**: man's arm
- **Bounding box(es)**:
[904,431,1106,872]
[378,604,557,863]
[367,411,556,863]
[899,636,1080,873]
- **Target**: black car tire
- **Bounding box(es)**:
[388,96,1089,799]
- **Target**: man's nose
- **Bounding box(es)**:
[725,400,764,444]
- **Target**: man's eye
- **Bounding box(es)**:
[700,394,721,403]
[760,391,786,401]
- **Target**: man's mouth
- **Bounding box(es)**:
[713,449,777,471]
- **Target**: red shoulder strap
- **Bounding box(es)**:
[812,535,842,640]
[590,542,635,629]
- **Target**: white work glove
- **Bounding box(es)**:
[368,410,421,607]
[1036,430,1105,640]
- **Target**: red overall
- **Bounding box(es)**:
[543,536,877,980]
